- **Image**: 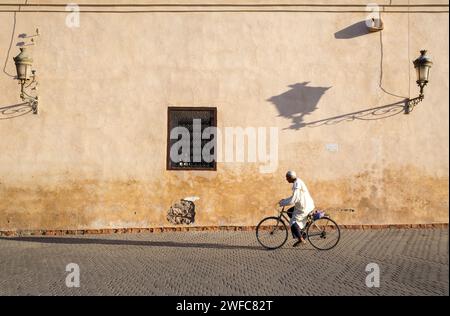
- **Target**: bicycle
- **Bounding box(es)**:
[256,206,341,250]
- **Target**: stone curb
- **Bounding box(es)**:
[0,223,448,237]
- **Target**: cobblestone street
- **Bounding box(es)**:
[0,229,448,296]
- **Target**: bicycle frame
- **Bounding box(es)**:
[276,206,291,224]
[276,206,328,238]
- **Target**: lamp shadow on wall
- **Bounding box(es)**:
[334,21,370,39]
[298,99,408,129]
[0,102,34,120]
[267,82,332,130]
[267,82,409,130]
[300,20,409,128]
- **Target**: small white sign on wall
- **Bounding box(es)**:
[325,143,339,152]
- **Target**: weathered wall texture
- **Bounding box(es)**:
[0,0,448,231]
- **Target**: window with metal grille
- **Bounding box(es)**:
[167,107,217,170]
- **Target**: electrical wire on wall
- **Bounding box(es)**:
[2,0,29,78]
[2,11,17,77]
[408,0,411,100]
[378,6,408,100]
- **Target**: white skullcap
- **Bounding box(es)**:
[286,170,297,179]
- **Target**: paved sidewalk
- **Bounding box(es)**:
[0,229,448,296]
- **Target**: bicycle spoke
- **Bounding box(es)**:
[307,217,340,250]
[312,222,323,232]
[256,217,288,249]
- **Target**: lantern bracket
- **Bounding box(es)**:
[405,94,424,114]
[18,71,38,114]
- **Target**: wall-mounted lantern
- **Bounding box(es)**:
[13,47,38,114]
[406,50,433,114]
[413,50,433,96]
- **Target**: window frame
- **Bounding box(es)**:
[166,106,217,171]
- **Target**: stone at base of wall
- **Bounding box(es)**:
[0,223,448,237]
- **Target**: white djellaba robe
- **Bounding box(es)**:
[280,178,315,230]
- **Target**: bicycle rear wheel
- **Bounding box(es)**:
[256,216,288,250]
[306,217,340,250]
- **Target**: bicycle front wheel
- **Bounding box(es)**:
[256,216,288,250]
[306,217,340,250]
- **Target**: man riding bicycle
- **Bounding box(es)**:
[279,171,315,247]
